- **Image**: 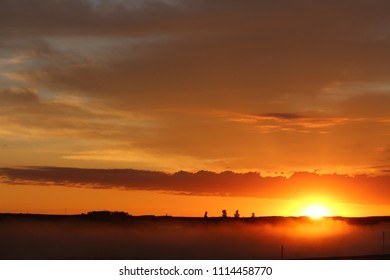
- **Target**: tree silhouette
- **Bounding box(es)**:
[251,212,255,218]
[234,210,240,218]
[222,209,227,218]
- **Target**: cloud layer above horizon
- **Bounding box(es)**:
[2,166,390,205]
[1,0,390,174]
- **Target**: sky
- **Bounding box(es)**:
[1,0,390,216]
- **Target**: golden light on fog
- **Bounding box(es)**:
[301,205,331,219]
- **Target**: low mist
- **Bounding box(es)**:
[1,216,389,259]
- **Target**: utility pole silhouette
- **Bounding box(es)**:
[383,231,385,253]
[281,245,284,260]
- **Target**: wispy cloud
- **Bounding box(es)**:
[1,0,390,173]
[225,112,350,132]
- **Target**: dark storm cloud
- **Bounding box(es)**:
[1,167,390,204]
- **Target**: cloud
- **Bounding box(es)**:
[261,113,305,120]
[2,0,390,112]
[1,0,390,173]
[0,87,156,140]
[225,111,350,132]
[1,167,390,205]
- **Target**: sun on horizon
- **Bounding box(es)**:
[301,205,332,219]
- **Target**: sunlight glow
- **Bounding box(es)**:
[302,205,331,219]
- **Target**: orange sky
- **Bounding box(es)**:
[1,0,390,216]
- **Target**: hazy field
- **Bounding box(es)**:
[1,214,389,259]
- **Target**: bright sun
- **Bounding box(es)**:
[302,205,331,219]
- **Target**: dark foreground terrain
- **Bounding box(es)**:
[1,213,390,259]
